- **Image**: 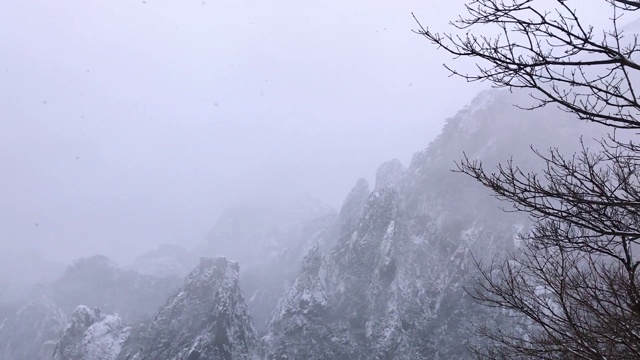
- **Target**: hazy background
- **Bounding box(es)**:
[0,0,612,264]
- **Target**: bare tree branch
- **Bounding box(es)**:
[421,1,640,358]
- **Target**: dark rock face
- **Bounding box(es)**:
[53,306,129,360]
[120,257,256,360]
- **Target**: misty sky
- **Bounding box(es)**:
[3,0,610,264]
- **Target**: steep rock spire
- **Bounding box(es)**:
[120,257,256,360]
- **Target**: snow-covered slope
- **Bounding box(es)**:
[263,89,605,359]
[119,257,256,360]
[0,254,183,360]
[53,306,129,360]
[198,196,337,331]
[264,245,349,359]
[1,89,608,360]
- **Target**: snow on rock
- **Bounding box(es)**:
[0,88,606,360]
[53,305,129,360]
[262,88,605,359]
[0,253,184,360]
[196,196,337,332]
[119,257,256,360]
[264,245,349,360]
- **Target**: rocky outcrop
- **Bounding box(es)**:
[0,254,182,360]
[263,89,603,359]
[120,257,256,360]
[198,197,337,331]
[264,245,350,359]
[53,305,129,360]
[373,159,404,191]
[1,89,608,360]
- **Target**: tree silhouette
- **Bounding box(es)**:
[417,1,640,358]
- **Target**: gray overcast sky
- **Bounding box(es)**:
[1,0,509,263]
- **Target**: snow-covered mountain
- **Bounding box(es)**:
[53,306,129,360]
[262,89,605,359]
[118,257,256,360]
[130,244,198,278]
[1,88,608,360]
[0,255,182,360]
[50,255,182,323]
[263,244,348,359]
[197,196,338,331]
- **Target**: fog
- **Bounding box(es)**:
[3,1,636,359]
[0,0,620,265]
[0,0,492,265]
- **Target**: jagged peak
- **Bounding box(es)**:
[374,159,404,190]
[408,88,591,174]
[351,178,370,193]
[64,254,120,276]
[343,178,369,201]
[338,178,370,220]
[429,89,507,146]
[131,243,197,278]
[68,254,117,267]
[269,244,328,325]
[300,243,323,274]
[200,256,238,271]
[123,256,255,360]
[54,305,127,360]
[366,184,398,209]
[463,88,503,113]
[184,256,239,286]
[69,305,101,328]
